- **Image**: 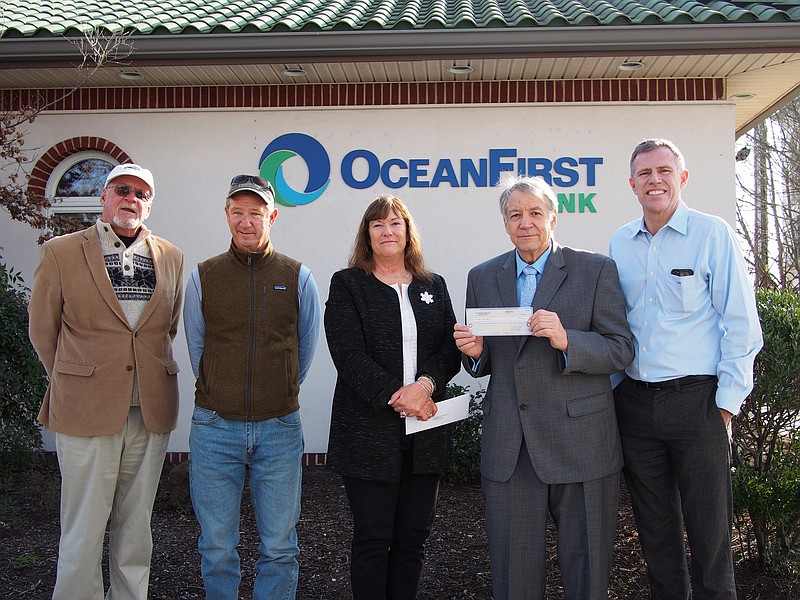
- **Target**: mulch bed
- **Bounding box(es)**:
[0,454,795,599]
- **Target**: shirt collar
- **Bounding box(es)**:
[667,201,690,235]
[515,242,552,277]
[633,201,690,238]
[96,219,150,247]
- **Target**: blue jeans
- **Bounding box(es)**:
[189,407,304,600]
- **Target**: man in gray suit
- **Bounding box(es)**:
[453,173,634,600]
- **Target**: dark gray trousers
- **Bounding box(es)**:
[482,440,619,600]
[616,376,736,600]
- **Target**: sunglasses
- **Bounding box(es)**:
[231,174,273,193]
[108,183,151,201]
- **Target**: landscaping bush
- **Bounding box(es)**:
[0,256,47,474]
[733,431,800,576]
[445,383,484,485]
[732,288,800,578]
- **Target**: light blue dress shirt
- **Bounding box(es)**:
[183,261,321,384]
[609,201,763,414]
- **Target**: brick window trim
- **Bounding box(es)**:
[29,137,132,198]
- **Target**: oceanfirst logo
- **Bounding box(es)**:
[258,133,603,212]
[259,133,331,207]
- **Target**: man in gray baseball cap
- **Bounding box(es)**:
[183,173,321,598]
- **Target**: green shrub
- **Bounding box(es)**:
[445,383,484,485]
[733,432,800,576]
[0,256,47,474]
[732,288,800,576]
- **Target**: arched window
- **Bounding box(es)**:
[46,151,117,231]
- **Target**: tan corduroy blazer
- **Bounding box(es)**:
[28,225,184,436]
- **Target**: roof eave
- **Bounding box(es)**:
[2,23,800,64]
[736,82,800,138]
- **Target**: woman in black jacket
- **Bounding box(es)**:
[325,194,461,600]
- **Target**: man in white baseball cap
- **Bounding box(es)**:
[29,162,184,600]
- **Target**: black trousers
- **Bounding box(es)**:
[615,376,736,600]
[342,450,440,600]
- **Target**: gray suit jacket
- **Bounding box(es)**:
[465,242,633,484]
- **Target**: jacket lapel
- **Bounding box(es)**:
[495,250,518,308]
[533,241,566,312]
[136,236,163,329]
[83,227,130,326]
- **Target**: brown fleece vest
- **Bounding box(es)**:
[195,243,301,420]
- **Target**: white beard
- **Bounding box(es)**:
[113,214,141,231]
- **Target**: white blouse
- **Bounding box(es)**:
[393,283,418,386]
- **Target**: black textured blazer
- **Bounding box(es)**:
[324,268,461,481]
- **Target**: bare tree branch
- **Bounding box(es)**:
[736,98,800,292]
[1,28,135,241]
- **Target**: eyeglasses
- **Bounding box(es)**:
[230,174,273,193]
[108,183,151,201]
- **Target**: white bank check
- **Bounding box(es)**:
[405,393,470,435]
[466,307,532,336]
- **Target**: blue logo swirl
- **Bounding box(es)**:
[259,133,331,207]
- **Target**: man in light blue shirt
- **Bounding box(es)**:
[609,139,762,600]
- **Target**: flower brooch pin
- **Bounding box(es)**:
[420,291,434,304]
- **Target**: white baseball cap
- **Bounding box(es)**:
[105,164,155,199]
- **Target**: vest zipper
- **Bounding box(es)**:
[246,253,255,421]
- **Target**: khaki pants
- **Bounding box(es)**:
[53,407,169,600]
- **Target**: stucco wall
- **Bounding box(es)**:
[0,101,736,453]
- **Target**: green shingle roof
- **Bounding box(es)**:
[1,0,799,37]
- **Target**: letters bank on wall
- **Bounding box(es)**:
[2,0,800,460]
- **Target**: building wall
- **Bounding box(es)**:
[0,87,736,457]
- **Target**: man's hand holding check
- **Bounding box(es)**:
[529,309,568,352]
[454,307,569,354]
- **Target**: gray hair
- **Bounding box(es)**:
[629,138,686,176]
[497,172,558,219]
